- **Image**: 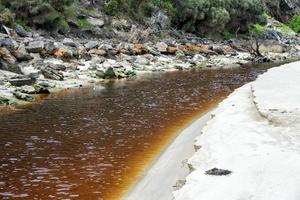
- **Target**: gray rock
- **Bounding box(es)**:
[0,38,18,49]
[15,24,32,37]
[9,76,36,86]
[17,85,36,94]
[62,38,77,47]
[84,41,99,49]
[96,67,136,79]
[134,56,150,65]
[26,41,45,53]
[87,17,105,28]
[13,91,34,102]
[0,95,10,105]
[18,85,50,94]
[10,51,33,62]
[0,59,23,74]
[148,11,171,30]
[205,168,232,176]
[41,65,64,81]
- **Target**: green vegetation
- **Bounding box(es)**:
[251,24,267,34]
[0,0,95,32]
[0,0,275,35]
[290,15,300,33]
[278,24,294,34]
[103,0,267,34]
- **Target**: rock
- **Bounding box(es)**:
[48,63,67,71]
[148,11,171,30]
[62,38,77,47]
[84,41,99,49]
[98,67,116,79]
[18,85,50,94]
[10,50,33,62]
[9,76,36,86]
[0,38,18,49]
[17,85,36,94]
[0,59,22,74]
[167,46,178,54]
[131,44,149,55]
[205,168,232,176]
[111,19,132,31]
[89,48,106,56]
[87,17,105,28]
[41,65,64,81]
[15,24,32,37]
[0,95,10,105]
[258,40,287,53]
[96,67,136,79]
[26,41,45,53]
[13,91,34,102]
[175,50,186,60]
[0,48,16,64]
[53,48,73,59]
[117,42,134,54]
[134,56,150,65]
[155,42,168,53]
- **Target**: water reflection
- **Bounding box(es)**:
[0,66,270,199]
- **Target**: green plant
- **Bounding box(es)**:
[290,15,300,33]
[278,24,294,34]
[0,8,15,26]
[251,24,266,34]
[78,18,92,29]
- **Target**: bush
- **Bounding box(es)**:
[290,15,300,33]
[173,0,266,35]
[0,8,15,26]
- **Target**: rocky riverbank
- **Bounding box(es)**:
[0,18,300,106]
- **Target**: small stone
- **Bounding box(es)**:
[155,42,168,53]
[205,168,232,176]
[62,38,77,47]
[13,91,34,102]
[26,41,45,53]
[53,48,73,59]
[84,41,99,49]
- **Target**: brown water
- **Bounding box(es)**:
[0,65,273,200]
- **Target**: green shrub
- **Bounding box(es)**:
[251,24,266,34]
[173,0,266,35]
[0,8,15,26]
[290,15,300,33]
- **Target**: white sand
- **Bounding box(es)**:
[173,61,300,200]
[123,112,212,200]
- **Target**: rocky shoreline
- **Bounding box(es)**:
[0,20,300,107]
